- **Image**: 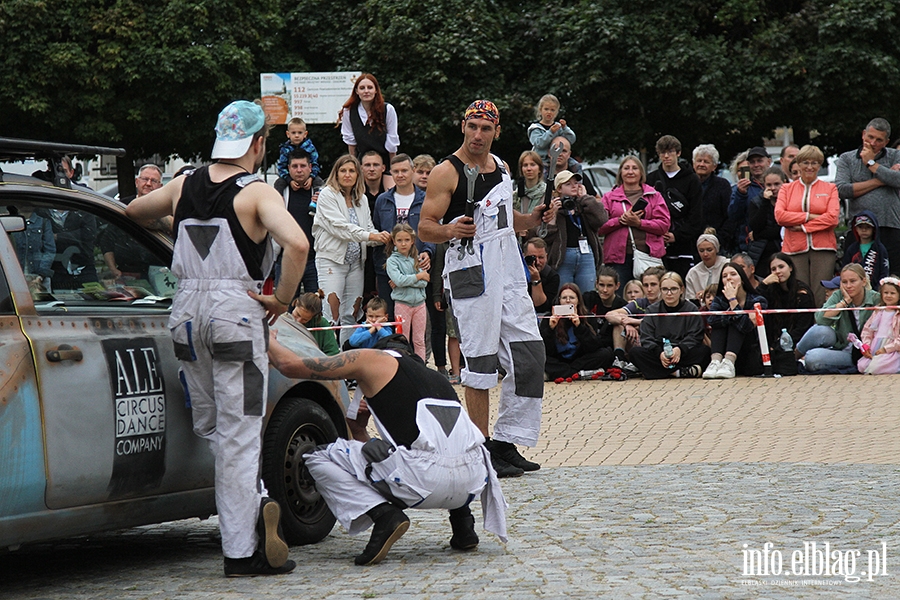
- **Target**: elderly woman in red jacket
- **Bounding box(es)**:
[599,156,671,296]
[774,144,840,306]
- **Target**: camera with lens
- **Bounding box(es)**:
[524,254,537,266]
[560,195,579,212]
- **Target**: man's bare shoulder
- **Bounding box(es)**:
[425,159,460,198]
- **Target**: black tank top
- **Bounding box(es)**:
[442,155,505,223]
[367,353,460,448]
[349,106,389,167]
[174,166,269,280]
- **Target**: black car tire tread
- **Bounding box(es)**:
[262,397,339,546]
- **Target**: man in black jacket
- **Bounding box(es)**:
[647,135,703,279]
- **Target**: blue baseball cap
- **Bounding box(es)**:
[211,101,266,159]
[821,275,841,289]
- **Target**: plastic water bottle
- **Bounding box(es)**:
[663,338,675,368]
[779,328,793,352]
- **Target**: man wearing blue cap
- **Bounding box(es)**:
[127,100,309,576]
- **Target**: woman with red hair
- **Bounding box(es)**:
[339,74,400,168]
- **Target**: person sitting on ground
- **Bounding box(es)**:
[698,283,717,343]
[756,252,815,374]
[703,262,768,379]
[604,265,666,372]
[842,211,890,291]
[291,291,340,356]
[684,229,728,302]
[796,263,879,373]
[540,283,613,381]
[267,336,507,567]
[629,272,711,379]
[856,276,900,374]
[623,279,644,302]
[582,266,628,349]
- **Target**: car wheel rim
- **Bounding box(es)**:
[282,424,329,523]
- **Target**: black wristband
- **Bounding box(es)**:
[274,291,291,306]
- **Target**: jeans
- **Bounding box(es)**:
[556,247,596,295]
[796,324,854,371]
[274,255,318,299]
[317,256,364,346]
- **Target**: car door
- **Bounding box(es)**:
[5,193,213,509]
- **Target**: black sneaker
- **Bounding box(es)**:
[490,453,524,478]
[355,504,410,566]
[224,552,296,577]
[485,439,540,472]
[258,497,289,568]
[448,505,479,550]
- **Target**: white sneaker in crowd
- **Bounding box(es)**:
[718,359,736,379]
[702,360,721,379]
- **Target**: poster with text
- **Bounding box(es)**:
[261,71,361,125]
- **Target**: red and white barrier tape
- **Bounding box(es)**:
[305,316,404,334]
[537,304,900,319]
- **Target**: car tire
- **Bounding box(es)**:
[262,397,339,545]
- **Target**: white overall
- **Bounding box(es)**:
[441,155,545,447]
[168,175,276,560]
[305,384,507,542]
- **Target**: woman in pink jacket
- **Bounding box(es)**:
[774,144,840,306]
[599,156,671,296]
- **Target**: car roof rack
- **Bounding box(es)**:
[0,137,126,190]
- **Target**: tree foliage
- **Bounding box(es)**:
[2,0,900,173]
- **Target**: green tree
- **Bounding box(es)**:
[0,0,280,192]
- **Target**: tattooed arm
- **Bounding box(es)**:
[268,336,397,398]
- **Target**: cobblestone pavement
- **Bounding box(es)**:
[4,375,900,599]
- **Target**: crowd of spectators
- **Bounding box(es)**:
[267,86,900,380]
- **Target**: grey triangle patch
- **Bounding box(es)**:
[426,404,460,438]
[185,225,220,260]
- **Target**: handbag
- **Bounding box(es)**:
[629,226,663,279]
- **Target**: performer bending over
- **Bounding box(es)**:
[267,335,507,566]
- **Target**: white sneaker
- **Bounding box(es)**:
[702,360,721,379]
[718,359,736,379]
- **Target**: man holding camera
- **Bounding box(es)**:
[524,237,559,315]
[543,170,608,294]
[646,135,703,279]
[727,145,771,255]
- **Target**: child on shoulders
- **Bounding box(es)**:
[277,117,321,184]
[527,94,577,168]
